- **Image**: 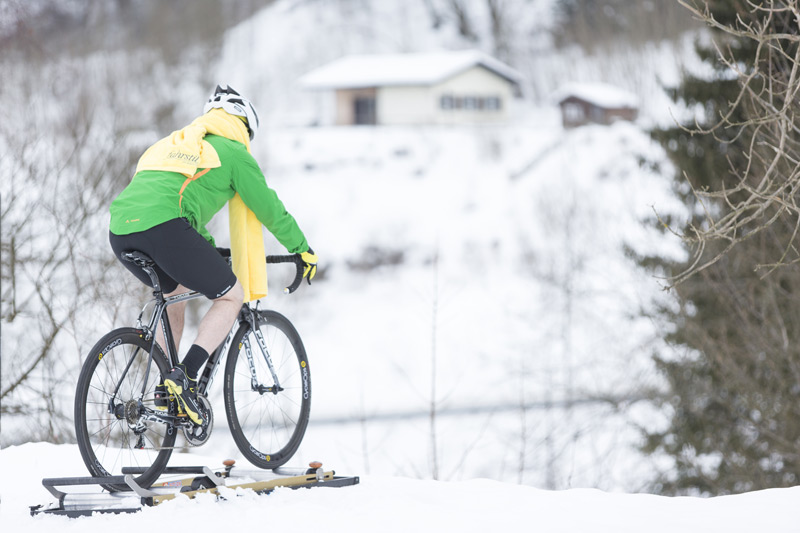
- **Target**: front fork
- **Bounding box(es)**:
[240,307,282,395]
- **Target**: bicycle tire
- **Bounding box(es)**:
[74,328,176,491]
[223,310,311,469]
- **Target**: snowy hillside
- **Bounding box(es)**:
[193,112,685,489]
[201,7,694,495]
[3,443,799,532]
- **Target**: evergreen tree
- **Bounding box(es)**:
[646,0,800,495]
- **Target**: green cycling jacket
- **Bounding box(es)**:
[109,135,308,253]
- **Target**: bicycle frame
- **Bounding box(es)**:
[107,250,303,430]
[75,250,309,485]
[131,269,282,414]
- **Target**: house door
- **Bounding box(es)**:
[354,97,376,125]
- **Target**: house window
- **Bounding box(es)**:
[441,94,503,112]
[481,97,500,110]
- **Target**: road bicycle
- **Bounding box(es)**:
[74,250,311,492]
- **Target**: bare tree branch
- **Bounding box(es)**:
[664,1,800,286]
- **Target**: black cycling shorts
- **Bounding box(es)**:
[109,218,237,299]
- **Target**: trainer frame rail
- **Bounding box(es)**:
[31,464,360,517]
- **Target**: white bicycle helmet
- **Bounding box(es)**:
[203,84,260,140]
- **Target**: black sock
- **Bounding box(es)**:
[181,344,210,380]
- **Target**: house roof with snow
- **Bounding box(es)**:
[299,50,523,90]
[557,83,639,110]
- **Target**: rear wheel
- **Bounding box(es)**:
[224,311,311,468]
[74,328,176,491]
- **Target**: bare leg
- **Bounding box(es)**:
[157,284,188,354]
[192,280,245,354]
[162,281,244,425]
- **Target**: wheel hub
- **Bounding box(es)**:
[124,399,141,425]
[255,384,283,395]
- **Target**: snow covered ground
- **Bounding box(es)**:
[2,443,799,532]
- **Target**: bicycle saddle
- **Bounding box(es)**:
[122,250,155,268]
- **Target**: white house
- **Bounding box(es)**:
[298,50,523,126]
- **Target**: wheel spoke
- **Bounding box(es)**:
[76,330,175,489]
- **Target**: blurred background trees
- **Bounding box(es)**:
[0,0,273,443]
[646,0,800,495]
[554,0,691,49]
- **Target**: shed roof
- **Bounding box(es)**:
[299,50,523,90]
[557,83,639,109]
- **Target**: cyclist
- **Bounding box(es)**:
[108,84,316,426]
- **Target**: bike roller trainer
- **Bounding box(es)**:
[30,460,360,517]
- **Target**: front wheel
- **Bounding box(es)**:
[74,328,176,491]
[224,310,311,468]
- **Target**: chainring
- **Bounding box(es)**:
[182,394,213,446]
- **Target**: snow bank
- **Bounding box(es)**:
[2,443,798,532]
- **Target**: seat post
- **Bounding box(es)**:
[141,265,164,302]
[121,251,180,365]
[122,251,164,301]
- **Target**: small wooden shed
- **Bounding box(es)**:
[557,83,639,128]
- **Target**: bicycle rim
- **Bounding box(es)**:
[224,311,311,468]
[75,329,175,490]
